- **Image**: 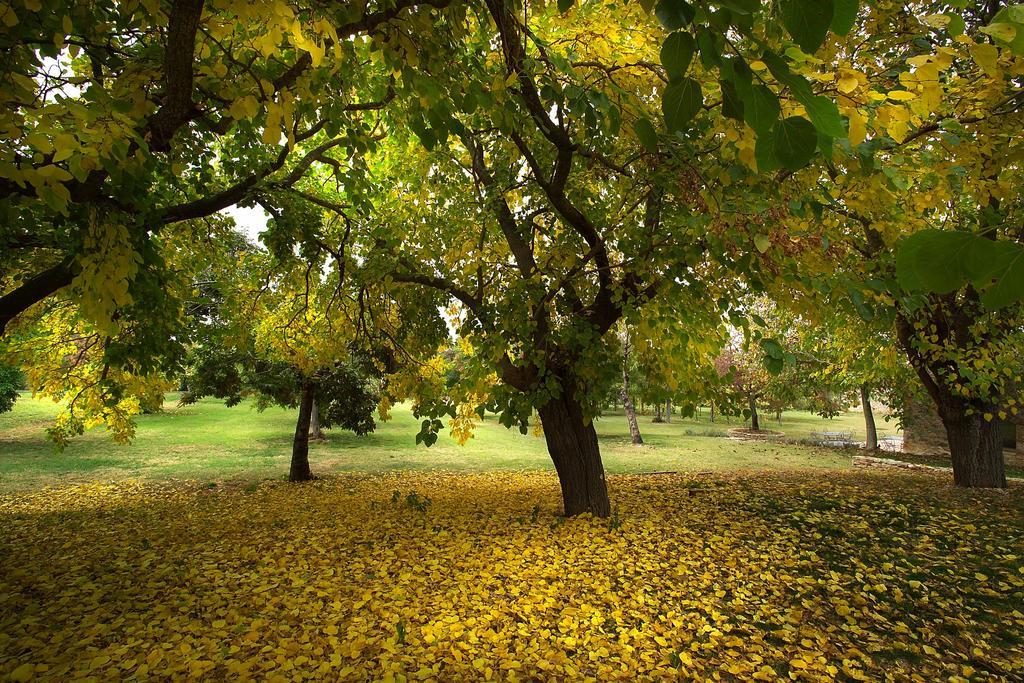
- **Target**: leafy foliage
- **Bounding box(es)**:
[0,363,23,414]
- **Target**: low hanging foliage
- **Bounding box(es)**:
[1,471,1022,681]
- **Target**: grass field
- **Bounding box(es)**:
[0,392,900,491]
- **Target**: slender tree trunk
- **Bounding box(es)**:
[861,383,878,451]
[620,332,643,445]
[309,399,324,440]
[538,389,611,517]
[622,390,643,445]
[653,402,664,423]
[748,393,760,432]
[709,402,715,423]
[664,399,671,423]
[290,381,315,482]
[942,413,1006,488]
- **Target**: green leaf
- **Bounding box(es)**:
[760,51,813,100]
[660,32,695,79]
[726,55,753,99]
[945,12,966,36]
[754,131,782,172]
[847,287,874,321]
[760,338,784,359]
[964,235,1017,283]
[830,0,858,36]
[800,95,846,138]
[742,85,780,134]
[717,0,760,14]
[633,117,659,152]
[753,234,771,253]
[720,79,744,121]
[990,6,1024,54]
[696,28,723,68]
[770,116,817,170]
[557,0,574,12]
[655,0,695,30]
[963,236,1024,309]
[781,0,834,54]
[979,249,1024,309]
[662,77,703,132]
[895,230,974,293]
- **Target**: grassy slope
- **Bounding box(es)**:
[0,392,900,490]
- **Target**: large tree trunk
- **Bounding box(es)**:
[290,381,315,482]
[538,390,611,518]
[896,315,1006,489]
[309,399,324,440]
[942,413,1006,488]
[748,393,760,432]
[861,383,878,451]
[664,399,671,423]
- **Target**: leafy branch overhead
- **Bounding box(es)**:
[897,230,1024,310]
[653,0,853,170]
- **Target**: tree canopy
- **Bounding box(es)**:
[2,0,1023,513]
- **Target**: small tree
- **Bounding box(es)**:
[0,363,23,414]
[181,350,379,481]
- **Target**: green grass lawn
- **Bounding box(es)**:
[0,392,902,491]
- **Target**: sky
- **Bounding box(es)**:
[223,204,269,245]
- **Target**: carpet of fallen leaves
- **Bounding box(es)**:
[1,470,1023,682]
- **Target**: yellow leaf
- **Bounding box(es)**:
[844,107,866,146]
[968,42,1000,78]
[0,5,18,26]
[837,76,859,94]
[9,663,34,682]
[886,90,916,101]
[229,95,260,121]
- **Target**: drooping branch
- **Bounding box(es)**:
[389,268,484,320]
[156,124,336,224]
[0,261,75,334]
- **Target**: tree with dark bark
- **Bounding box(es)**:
[361,0,750,516]
[861,384,878,452]
[182,351,381,482]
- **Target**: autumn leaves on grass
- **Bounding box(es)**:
[1,471,1022,680]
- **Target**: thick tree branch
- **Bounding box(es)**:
[461,133,535,277]
[0,261,75,334]
[146,0,205,152]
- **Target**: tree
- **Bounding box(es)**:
[786,310,912,451]
[0,363,23,414]
[358,0,744,516]
[177,233,388,483]
[736,2,1024,486]
[619,326,644,445]
[181,349,380,481]
[0,0,458,437]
